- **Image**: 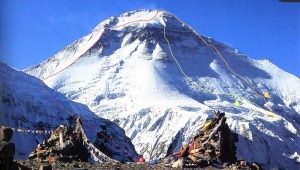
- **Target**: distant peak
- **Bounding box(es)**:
[92,9,181,32]
[119,9,159,17]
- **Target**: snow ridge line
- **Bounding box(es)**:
[39,12,161,160]
[163,25,277,118]
[38,79,137,161]
[161,11,267,104]
[163,26,212,94]
[36,10,277,161]
[41,9,267,110]
[37,11,159,163]
[42,11,159,81]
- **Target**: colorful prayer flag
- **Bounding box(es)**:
[234,100,240,106]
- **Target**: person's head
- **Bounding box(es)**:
[2,127,14,142]
[193,130,201,141]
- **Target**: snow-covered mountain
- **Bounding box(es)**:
[25,10,300,169]
[0,62,138,161]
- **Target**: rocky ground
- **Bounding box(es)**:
[15,160,182,170]
[13,115,260,170]
[15,159,259,170]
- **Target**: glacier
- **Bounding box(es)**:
[0,62,138,161]
[24,10,300,169]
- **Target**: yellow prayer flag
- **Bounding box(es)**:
[234,100,240,106]
[263,91,270,98]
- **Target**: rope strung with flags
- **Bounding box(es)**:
[1,118,124,163]
[75,119,117,163]
[1,125,52,134]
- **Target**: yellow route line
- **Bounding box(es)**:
[161,11,267,104]
[163,25,278,118]
[195,33,267,104]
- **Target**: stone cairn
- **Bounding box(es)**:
[26,118,116,169]
[161,111,261,169]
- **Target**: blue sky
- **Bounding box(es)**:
[1,0,299,76]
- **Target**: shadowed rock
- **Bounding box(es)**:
[0,127,15,170]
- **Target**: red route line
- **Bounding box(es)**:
[196,35,266,103]
[37,10,267,162]
[39,80,77,115]
[163,11,267,104]
[39,11,161,162]
[43,11,159,81]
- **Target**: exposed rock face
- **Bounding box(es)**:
[13,113,260,169]
[163,112,261,169]
[28,118,116,163]
[0,62,138,161]
[28,124,90,162]
[24,10,300,169]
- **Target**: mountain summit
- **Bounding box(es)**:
[25,10,300,169]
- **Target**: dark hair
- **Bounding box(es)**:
[2,128,14,141]
[193,134,200,140]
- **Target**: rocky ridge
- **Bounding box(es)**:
[23,9,300,169]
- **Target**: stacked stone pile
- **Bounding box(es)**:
[28,123,90,163]
[161,111,261,169]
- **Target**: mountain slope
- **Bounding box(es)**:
[0,62,138,161]
[25,10,300,169]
